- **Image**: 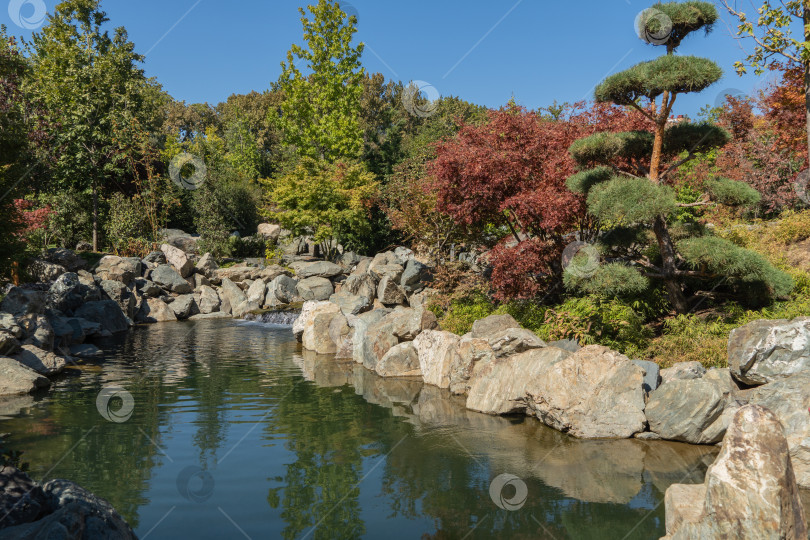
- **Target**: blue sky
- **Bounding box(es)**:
[3,0,784,115]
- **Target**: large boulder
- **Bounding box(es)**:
[195,252,218,277]
[99,280,135,320]
[21,314,54,351]
[485,327,546,358]
[328,313,353,358]
[400,259,431,293]
[290,260,344,279]
[198,285,221,314]
[525,346,647,439]
[413,330,461,389]
[645,379,732,444]
[466,347,570,415]
[257,223,282,242]
[0,332,21,356]
[376,342,421,377]
[296,277,334,302]
[133,278,162,298]
[749,371,810,489]
[27,259,66,282]
[0,357,50,395]
[169,295,199,320]
[305,308,344,355]
[219,278,247,310]
[151,264,193,294]
[12,344,67,376]
[0,466,48,528]
[0,472,138,539]
[450,336,495,395]
[74,300,129,334]
[246,279,268,305]
[138,298,178,323]
[1,288,47,317]
[660,361,707,384]
[329,292,371,316]
[470,314,520,339]
[94,255,142,284]
[160,243,194,278]
[342,273,377,300]
[294,301,341,348]
[351,309,392,366]
[41,248,86,272]
[45,273,100,315]
[662,405,807,539]
[728,317,810,386]
[376,275,406,305]
[267,274,298,305]
[631,359,661,394]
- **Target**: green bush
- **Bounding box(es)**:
[105,193,146,254]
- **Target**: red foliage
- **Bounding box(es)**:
[431,102,650,300]
[760,62,807,165]
[13,199,54,239]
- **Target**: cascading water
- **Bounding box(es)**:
[242,309,300,326]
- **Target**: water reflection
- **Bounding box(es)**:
[0,319,755,539]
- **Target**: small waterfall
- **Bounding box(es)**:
[243,309,300,326]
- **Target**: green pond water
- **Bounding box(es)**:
[0,319,723,539]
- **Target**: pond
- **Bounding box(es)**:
[0,319,721,539]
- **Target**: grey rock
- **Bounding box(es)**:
[631,359,661,393]
[0,466,48,528]
[466,347,571,415]
[137,298,177,323]
[663,405,808,539]
[329,292,371,316]
[169,295,199,320]
[42,248,86,272]
[290,260,344,279]
[27,259,66,282]
[0,331,21,356]
[1,288,47,317]
[376,342,421,377]
[660,361,707,384]
[342,273,377,300]
[749,371,810,489]
[296,277,334,302]
[195,252,218,276]
[0,357,50,395]
[728,317,810,386]
[267,274,298,305]
[450,336,495,395]
[645,379,729,444]
[0,313,23,339]
[141,250,166,265]
[20,314,54,352]
[99,280,135,320]
[160,243,194,277]
[257,223,282,241]
[525,345,647,439]
[548,339,582,353]
[46,273,97,315]
[351,309,392,366]
[246,279,268,306]
[471,314,520,339]
[198,285,221,314]
[12,344,67,376]
[400,259,430,293]
[413,330,462,388]
[94,255,142,284]
[133,278,162,298]
[189,312,232,320]
[376,275,406,305]
[486,327,546,358]
[73,300,129,334]
[151,264,193,294]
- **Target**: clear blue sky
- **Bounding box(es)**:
[3,0,783,115]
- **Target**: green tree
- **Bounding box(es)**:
[27,0,161,251]
[566,1,791,312]
[275,0,364,162]
[719,0,810,162]
[265,158,377,258]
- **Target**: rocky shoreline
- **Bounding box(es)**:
[1,241,809,538]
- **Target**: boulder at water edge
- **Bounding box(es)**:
[376,342,421,377]
[151,264,193,294]
[73,300,129,334]
[296,277,334,302]
[728,317,810,386]
[160,243,194,278]
[0,357,50,395]
[645,378,733,444]
[662,405,807,539]
[525,345,647,439]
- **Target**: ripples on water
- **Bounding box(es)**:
[0,319,724,539]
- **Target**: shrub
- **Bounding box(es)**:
[105,193,146,254]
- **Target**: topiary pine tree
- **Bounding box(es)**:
[565,1,792,313]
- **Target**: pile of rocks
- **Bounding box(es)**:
[0,242,432,398]
[296,302,810,493]
[0,466,136,538]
